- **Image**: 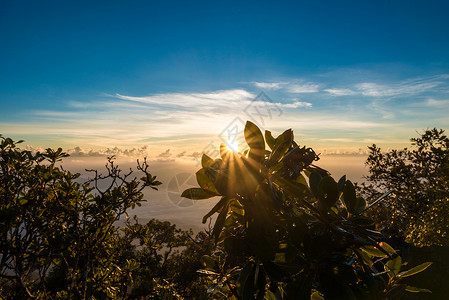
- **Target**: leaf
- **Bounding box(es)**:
[236,260,256,298]
[398,262,432,278]
[265,290,277,300]
[337,175,346,192]
[200,255,218,270]
[196,168,219,194]
[181,188,218,200]
[244,121,265,162]
[317,176,339,208]
[212,202,229,244]
[201,154,214,168]
[379,242,396,254]
[274,176,309,199]
[267,129,292,167]
[405,285,432,293]
[385,284,407,299]
[311,291,325,300]
[360,246,387,258]
[354,197,366,213]
[309,171,322,199]
[202,196,229,223]
[341,181,365,214]
[265,130,276,150]
[296,173,308,187]
[356,249,374,267]
[385,256,402,278]
[244,121,264,149]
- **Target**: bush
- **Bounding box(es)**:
[359,128,449,246]
[0,135,161,299]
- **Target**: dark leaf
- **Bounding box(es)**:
[212,202,229,244]
[202,196,229,223]
[181,188,218,200]
[309,171,322,199]
[317,176,339,208]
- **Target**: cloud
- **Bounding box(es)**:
[114,89,255,110]
[426,98,449,107]
[157,149,171,158]
[22,145,45,153]
[286,82,320,93]
[321,75,447,98]
[153,149,206,162]
[282,101,312,108]
[324,88,356,96]
[66,145,151,157]
[18,144,153,158]
[251,82,284,90]
[367,100,395,119]
[355,77,441,97]
[319,148,370,156]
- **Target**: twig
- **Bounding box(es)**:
[358,190,393,214]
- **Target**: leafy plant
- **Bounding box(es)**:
[182,121,432,299]
[359,128,449,246]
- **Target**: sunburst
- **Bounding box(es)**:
[225,140,239,153]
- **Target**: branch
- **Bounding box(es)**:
[357,190,393,215]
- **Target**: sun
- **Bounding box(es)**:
[225,140,239,153]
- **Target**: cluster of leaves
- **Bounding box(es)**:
[358,128,449,246]
[182,121,432,299]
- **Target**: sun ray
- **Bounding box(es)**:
[225,140,240,153]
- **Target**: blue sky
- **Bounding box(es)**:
[1,0,449,158]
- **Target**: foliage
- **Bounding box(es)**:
[182,121,432,299]
[122,218,214,299]
[0,135,162,299]
[358,128,449,246]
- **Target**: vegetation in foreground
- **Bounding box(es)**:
[1,123,447,299]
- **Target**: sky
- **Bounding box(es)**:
[1,0,449,158]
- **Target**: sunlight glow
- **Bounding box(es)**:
[225,141,240,153]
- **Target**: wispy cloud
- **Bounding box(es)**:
[114,89,255,110]
[282,101,312,108]
[321,75,447,98]
[286,82,320,93]
[251,82,285,90]
[355,77,442,97]
[368,100,396,119]
[324,88,356,96]
[426,98,449,107]
[114,90,311,112]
